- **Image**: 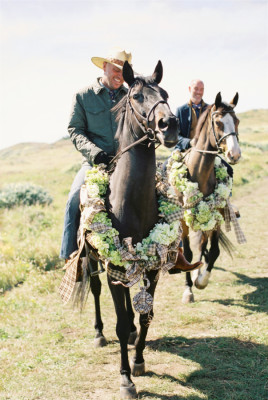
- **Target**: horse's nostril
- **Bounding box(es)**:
[158,118,168,130]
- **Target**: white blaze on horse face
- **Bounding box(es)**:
[220,113,241,164]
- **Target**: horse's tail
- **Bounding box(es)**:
[218,229,236,258]
[73,259,91,311]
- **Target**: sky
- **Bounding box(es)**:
[0,0,267,150]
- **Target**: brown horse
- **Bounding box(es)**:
[178,92,242,303]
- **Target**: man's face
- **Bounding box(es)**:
[189,80,204,105]
[102,62,124,90]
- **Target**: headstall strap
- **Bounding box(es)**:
[211,110,238,151]
[195,110,238,156]
[109,85,170,165]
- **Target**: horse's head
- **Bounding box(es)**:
[211,92,241,164]
[122,60,179,148]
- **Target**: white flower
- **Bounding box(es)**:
[215,157,221,166]
[149,221,180,246]
[171,149,183,160]
[86,183,100,198]
[184,181,199,195]
[215,183,231,199]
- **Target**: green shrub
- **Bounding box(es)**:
[0,183,53,208]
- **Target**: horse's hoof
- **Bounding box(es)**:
[130,359,145,376]
[128,329,137,345]
[120,385,138,399]
[194,270,211,289]
[182,287,195,304]
[120,375,138,399]
[94,335,107,347]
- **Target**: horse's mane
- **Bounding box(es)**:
[194,105,212,141]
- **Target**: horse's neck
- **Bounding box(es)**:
[187,114,216,196]
[107,123,158,243]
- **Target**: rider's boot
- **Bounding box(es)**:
[172,247,202,272]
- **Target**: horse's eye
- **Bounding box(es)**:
[133,93,144,101]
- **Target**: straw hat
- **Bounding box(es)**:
[91,47,132,70]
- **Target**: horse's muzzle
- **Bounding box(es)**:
[156,132,178,148]
[156,116,179,147]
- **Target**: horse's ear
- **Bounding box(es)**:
[230,92,239,108]
[123,61,135,87]
[152,60,163,84]
[215,92,222,109]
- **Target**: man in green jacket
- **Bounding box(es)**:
[60,47,132,260]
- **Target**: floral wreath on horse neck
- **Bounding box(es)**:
[167,149,233,232]
[80,164,183,275]
[59,152,245,310]
[80,152,232,280]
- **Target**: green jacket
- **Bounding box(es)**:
[68,78,127,165]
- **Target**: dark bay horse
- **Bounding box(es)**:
[178,92,242,304]
[85,61,179,398]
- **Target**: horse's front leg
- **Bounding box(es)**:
[131,269,159,377]
[193,231,219,289]
[89,260,107,347]
[107,273,138,399]
[125,288,137,345]
[182,236,195,304]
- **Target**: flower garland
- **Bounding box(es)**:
[81,166,182,269]
[167,149,233,232]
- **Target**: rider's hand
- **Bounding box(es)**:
[95,151,111,166]
[190,139,196,147]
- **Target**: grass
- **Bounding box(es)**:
[0,109,268,399]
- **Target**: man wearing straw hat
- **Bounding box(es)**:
[60,47,132,261]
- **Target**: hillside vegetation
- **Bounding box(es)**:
[0,109,267,400]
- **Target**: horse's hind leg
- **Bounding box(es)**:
[89,259,107,347]
[107,274,137,399]
[125,288,137,345]
[131,270,158,377]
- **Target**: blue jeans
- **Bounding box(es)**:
[60,165,91,259]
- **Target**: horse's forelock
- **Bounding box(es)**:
[220,101,235,113]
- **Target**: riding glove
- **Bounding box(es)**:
[94,151,113,166]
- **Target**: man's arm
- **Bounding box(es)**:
[175,135,191,151]
[68,93,104,165]
[174,105,191,151]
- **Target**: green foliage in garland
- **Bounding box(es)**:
[167,150,232,232]
[83,167,182,267]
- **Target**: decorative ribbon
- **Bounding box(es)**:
[224,199,247,244]
[59,168,185,308]
[58,234,85,304]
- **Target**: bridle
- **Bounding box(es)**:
[109,84,171,166]
[194,109,239,155]
[126,82,171,142]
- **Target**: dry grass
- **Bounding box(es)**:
[0,110,268,399]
